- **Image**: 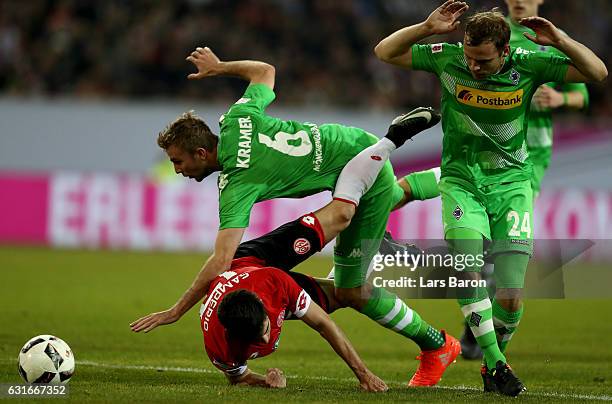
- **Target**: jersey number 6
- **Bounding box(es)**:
[258,131,313,157]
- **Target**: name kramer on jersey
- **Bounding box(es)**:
[235,116,323,171]
[236,117,254,168]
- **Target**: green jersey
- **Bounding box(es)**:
[216,84,379,229]
[411,42,570,187]
[508,18,589,168]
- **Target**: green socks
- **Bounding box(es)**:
[404,167,441,201]
[361,287,444,351]
[459,295,506,368]
[492,299,524,353]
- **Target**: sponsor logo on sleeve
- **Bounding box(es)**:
[294,290,311,318]
[217,173,229,191]
[431,43,443,53]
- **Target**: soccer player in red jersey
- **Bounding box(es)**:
[200,260,385,390]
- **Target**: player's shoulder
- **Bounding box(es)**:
[510,46,542,67]
[419,41,463,56]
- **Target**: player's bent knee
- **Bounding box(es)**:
[495,290,523,312]
[330,202,355,230]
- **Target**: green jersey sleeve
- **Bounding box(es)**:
[411,42,462,75]
[218,176,261,229]
[226,83,276,118]
[559,82,590,109]
[519,51,571,85]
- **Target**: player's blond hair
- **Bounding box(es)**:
[157,111,218,153]
[464,8,511,53]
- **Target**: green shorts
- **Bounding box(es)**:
[530,163,547,198]
[333,162,404,288]
[439,176,534,257]
[528,146,551,197]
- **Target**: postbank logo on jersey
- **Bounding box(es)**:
[456,84,523,110]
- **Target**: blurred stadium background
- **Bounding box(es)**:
[0,0,610,250]
[0,1,611,401]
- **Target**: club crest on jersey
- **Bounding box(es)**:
[453,205,463,220]
[509,69,520,85]
[277,311,285,327]
[293,238,311,255]
[455,84,523,110]
[431,43,443,53]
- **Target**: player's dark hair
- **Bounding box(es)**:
[464,8,510,53]
[218,289,267,344]
[157,110,218,153]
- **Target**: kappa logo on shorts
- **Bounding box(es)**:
[453,205,463,220]
[469,312,482,327]
[349,248,363,258]
[293,238,311,255]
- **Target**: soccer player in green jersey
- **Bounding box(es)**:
[132,46,464,386]
[505,0,589,197]
[374,0,607,396]
[458,0,592,361]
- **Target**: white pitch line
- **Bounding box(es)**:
[76,360,612,401]
[4,359,611,401]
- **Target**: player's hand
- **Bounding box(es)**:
[186,46,223,80]
[520,17,564,47]
[533,85,564,109]
[130,309,179,333]
[424,0,469,35]
[358,370,388,392]
[265,368,286,388]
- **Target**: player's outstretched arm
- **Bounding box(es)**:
[227,368,286,388]
[301,303,388,392]
[186,46,275,89]
[130,227,245,333]
[374,0,468,68]
[532,85,586,110]
[520,17,608,83]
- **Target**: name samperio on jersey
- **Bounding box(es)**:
[411,42,571,186]
[216,83,382,229]
[199,260,312,377]
[507,18,589,166]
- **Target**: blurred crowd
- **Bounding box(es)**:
[1,0,610,114]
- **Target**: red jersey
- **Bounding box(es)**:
[199,259,312,377]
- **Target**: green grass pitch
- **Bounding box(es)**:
[1,246,611,403]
